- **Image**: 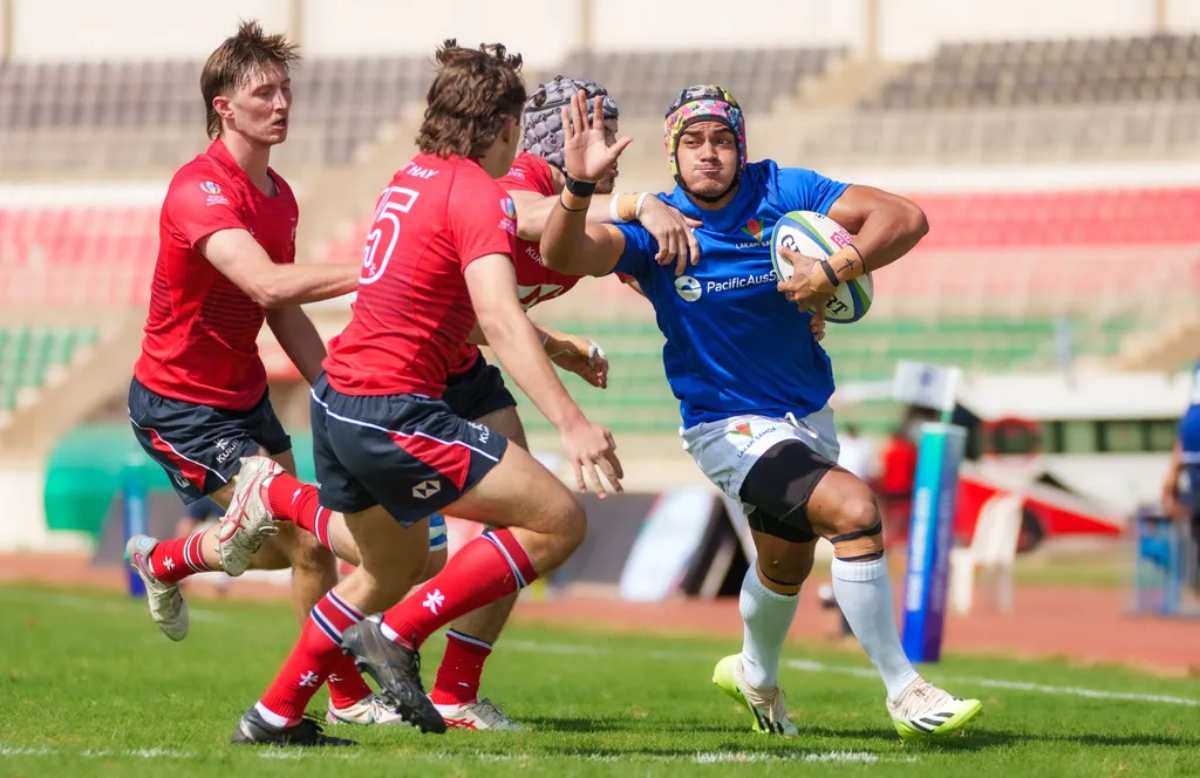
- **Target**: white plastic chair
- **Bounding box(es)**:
[949,492,1023,615]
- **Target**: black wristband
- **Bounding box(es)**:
[563,174,597,198]
[847,242,865,268]
[819,259,840,288]
[558,194,588,213]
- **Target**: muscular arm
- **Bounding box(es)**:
[513,163,700,273]
[266,305,326,384]
[200,228,358,309]
[825,184,929,279]
[539,198,629,278]
[464,255,589,429]
[510,188,614,243]
[777,184,928,307]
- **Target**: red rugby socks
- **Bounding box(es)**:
[380,529,536,650]
[265,474,334,551]
[430,630,493,705]
[257,590,366,727]
[147,529,212,584]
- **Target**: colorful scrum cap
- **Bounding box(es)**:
[663,84,748,187]
[522,75,620,171]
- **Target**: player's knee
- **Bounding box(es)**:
[543,491,587,562]
[289,532,336,576]
[825,490,884,558]
[830,492,880,537]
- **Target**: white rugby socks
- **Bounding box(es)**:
[738,565,799,689]
[830,555,919,701]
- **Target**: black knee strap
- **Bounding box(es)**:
[757,566,804,589]
[837,551,884,562]
[830,521,882,545]
[739,439,836,543]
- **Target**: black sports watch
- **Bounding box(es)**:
[563,174,597,198]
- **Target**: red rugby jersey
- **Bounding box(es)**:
[133,139,298,410]
[323,153,517,397]
[448,152,584,375]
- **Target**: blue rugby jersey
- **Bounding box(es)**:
[1181,360,1200,463]
[613,160,848,428]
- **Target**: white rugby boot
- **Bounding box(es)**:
[712,654,798,736]
[887,677,982,741]
[326,694,414,727]
[124,534,189,641]
[217,456,283,576]
[432,698,524,731]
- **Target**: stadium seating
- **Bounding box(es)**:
[559,46,846,116]
[0,55,431,168]
[861,33,1200,110]
[0,326,99,412]
[499,316,1137,434]
[0,206,158,306]
[915,188,1200,249]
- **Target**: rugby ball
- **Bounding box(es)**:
[771,210,873,323]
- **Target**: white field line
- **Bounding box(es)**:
[1,743,912,765]
[0,745,196,759]
[504,639,1200,708]
[256,749,914,765]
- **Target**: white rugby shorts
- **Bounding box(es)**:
[680,407,840,505]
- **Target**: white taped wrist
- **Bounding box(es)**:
[634,192,650,219]
[608,192,628,223]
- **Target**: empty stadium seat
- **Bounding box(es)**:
[862,33,1200,111]
[0,206,158,306]
[560,46,844,117]
[0,55,431,168]
[0,326,99,411]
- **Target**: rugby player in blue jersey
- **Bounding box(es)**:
[1162,359,1200,574]
[539,87,982,740]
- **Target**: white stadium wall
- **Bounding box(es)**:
[8,0,1200,63]
[9,0,292,60]
[876,0,1163,61]
[300,0,579,68]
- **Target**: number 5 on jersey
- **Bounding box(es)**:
[361,186,420,285]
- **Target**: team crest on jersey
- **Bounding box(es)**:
[500,197,517,219]
[735,217,770,248]
[199,180,229,206]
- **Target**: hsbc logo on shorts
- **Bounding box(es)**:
[412,479,441,499]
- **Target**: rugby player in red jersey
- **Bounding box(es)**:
[228,75,701,731]
[230,40,624,746]
[123,21,392,726]
[421,75,701,730]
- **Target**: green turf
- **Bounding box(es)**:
[1,584,1198,777]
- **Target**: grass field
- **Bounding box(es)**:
[2,584,1198,777]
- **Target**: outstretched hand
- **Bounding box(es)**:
[562,90,633,184]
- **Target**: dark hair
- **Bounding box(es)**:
[200,20,299,139]
[416,39,525,158]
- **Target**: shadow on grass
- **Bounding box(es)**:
[523,716,733,734]
[507,717,1200,754]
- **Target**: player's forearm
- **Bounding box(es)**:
[267,308,327,384]
[468,320,566,358]
[477,309,587,430]
[514,192,615,242]
[540,191,609,276]
[257,264,359,308]
[829,201,928,283]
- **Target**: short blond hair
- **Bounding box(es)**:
[200,20,299,138]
